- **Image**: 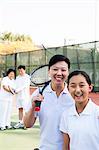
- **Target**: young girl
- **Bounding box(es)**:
[60,70,99,150]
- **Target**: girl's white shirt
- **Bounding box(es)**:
[60,99,99,150]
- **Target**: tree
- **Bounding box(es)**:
[0,32,32,42]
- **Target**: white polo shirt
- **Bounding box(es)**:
[31,84,74,150]
[60,99,99,150]
[15,74,30,102]
[0,76,15,101]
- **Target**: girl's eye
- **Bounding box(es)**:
[80,84,85,87]
[53,68,58,71]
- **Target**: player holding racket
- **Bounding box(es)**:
[24,54,74,150]
[0,68,16,130]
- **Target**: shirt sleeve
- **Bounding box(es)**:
[60,111,69,134]
[96,106,99,129]
[1,77,8,86]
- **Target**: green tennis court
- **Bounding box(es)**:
[0,114,40,150]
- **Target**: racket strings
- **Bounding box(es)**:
[31,65,50,85]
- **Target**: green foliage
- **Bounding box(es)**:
[0,32,32,42]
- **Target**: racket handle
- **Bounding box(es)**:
[35,101,41,111]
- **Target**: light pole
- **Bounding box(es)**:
[63,38,67,57]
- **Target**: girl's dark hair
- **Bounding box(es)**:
[6,68,16,76]
[18,65,25,70]
[67,70,91,85]
[49,54,70,69]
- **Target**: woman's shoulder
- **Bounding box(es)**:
[1,76,9,82]
[31,88,39,97]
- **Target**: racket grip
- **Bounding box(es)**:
[35,101,41,111]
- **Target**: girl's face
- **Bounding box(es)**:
[8,71,15,80]
[48,61,69,88]
[68,74,92,104]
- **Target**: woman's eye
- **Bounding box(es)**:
[80,85,85,87]
[70,85,76,88]
[62,69,66,72]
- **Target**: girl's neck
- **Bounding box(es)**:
[76,99,89,114]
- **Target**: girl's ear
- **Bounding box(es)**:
[89,84,93,93]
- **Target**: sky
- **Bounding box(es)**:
[0,0,99,47]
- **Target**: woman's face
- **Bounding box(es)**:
[8,71,15,80]
[68,74,92,104]
[48,61,69,87]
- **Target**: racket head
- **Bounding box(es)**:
[30,64,51,86]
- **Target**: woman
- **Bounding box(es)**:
[0,68,16,130]
[60,70,99,150]
[24,54,74,150]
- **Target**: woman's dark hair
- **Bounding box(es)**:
[67,70,91,85]
[49,54,70,69]
[6,68,16,76]
[18,65,25,70]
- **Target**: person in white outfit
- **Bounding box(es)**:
[24,55,74,150]
[14,65,30,129]
[0,68,16,130]
[60,70,99,150]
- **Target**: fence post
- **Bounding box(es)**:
[91,42,96,91]
[14,53,17,77]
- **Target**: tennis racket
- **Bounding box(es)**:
[30,64,51,111]
[30,64,50,86]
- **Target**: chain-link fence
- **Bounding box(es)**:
[0,41,99,92]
